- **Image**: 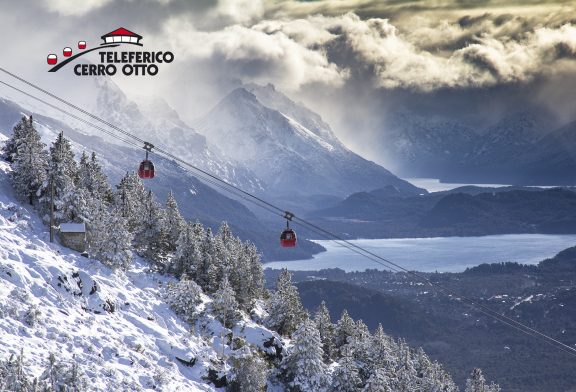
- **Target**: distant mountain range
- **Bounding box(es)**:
[307,185,576,238]
[376,106,576,185]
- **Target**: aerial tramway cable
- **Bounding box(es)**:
[1,68,576,359]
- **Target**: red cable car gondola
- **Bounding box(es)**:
[138,142,155,179]
[280,212,297,247]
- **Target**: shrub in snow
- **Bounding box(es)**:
[23,304,41,328]
[227,349,268,392]
[165,276,203,324]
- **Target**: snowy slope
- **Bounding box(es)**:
[0,158,283,391]
[196,86,422,198]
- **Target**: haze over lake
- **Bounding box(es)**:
[265,234,576,273]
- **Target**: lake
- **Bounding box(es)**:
[264,234,576,273]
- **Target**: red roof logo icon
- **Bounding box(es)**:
[101,27,143,45]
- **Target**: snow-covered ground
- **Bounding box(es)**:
[0,159,281,391]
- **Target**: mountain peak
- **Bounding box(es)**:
[226,87,259,104]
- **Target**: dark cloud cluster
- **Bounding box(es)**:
[1,0,576,163]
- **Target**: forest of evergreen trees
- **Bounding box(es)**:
[0,116,501,391]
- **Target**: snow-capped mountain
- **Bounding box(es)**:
[377,111,477,177]
[92,78,263,193]
[375,107,564,184]
[195,86,422,198]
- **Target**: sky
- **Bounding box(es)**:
[0,0,575,166]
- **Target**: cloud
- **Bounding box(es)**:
[41,0,116,16]
[156,16,348,90]
[230,12,576,91]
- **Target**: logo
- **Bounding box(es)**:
[46,27,174,76]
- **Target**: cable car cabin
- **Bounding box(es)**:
[138,160,155,179]
[280,228,297,248]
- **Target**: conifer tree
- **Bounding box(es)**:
[280,319,329,392]
[212,274,240,328]
[0,349,32,392]
[195,228,221,292]
[334,310,357,353]
[10,116,48,205]
[39,132,79,224]
[40,353,87,392]
[164,190,185,251]
[465,368,501,392]
[3,116,29,162]
[78,151,112,205]
[362,368,392,392]
[115,172,148,233]
[234,243,264,312]
[330,345,361,392]
[172,221,204,278]
[140,191,170,266]
[91,208,133,271]
[350,319,372,381]
[266,269,307,336]
[368,324,393,370]
[314,301,335,362]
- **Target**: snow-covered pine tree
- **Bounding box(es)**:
[3,116,33,163]
[266,269,307,336]
[39,132,79,224]
[412,347,458,391]
[165,275,203,324]
[233,242,264,312]
[367,323,394,372]
[227,349,268,392]
[280,319,329,392]
[92,207,133,271]
[314,301,335,362]
[334,310,358,354]
[196,228,224,293]
[0,349,33,392]
[172,221,204,278]
[362,368,392,392]
[10,116,48,205]
[350,319,372,382]
[465,368,501,392]
[330,345,361,392]
[212,274,240,328]
[140,190,170,268]
[391,349,417,392]
[164,190,185,251]
[78,151,112,205]
[115,171,148,233]
[40,353,87,392]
